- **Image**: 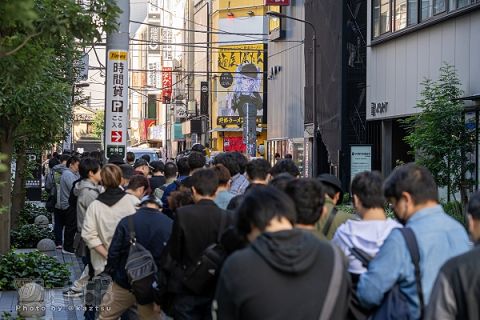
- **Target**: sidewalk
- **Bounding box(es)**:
[0,249,85,319]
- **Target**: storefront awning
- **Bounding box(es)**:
[209,127,264,133]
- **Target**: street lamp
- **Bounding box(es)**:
[266,11,318,177]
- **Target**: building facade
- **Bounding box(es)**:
[367,0,480,175]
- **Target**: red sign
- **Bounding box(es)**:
[265,0,290,5]
[111,131,123,143]
[140,119,156,141]
[224,136,246,153]
[162,67,172,103]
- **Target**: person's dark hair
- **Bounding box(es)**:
[168,189,194,212]
[274,153,281,159]
[212,164,231,186]
[164,162,178,179]
[66,156,80,168]
[191,168,219,196]
[126,152,135,163]
[321,183,339,200]
[187,151,206,171]
[141,154,151,163]
[150,160,165,173]
[383,163,438,204]
[269,172,296,192]
[226,195,245,211]
[270,159,300,177]
[236,186,297,237]
[48,157,60,169]
[89,151,104,166]
[213,153,240,176]
[79,158,101,179]
[285,178,325,225]
[127,174,150,191]
[233,152,248,174]
[176,157,190,176]
[468,191,480,220]
[246,158,271,181]
[81,151,90,158]
[52,152,59,159]
[351,171,385,209]
[59,154,70,163]
[284,154,293,159]
[119,164,135,180]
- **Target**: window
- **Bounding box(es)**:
[457,0,471,8]
[433,0,446,14]
[373,0,381,37]
[380,0,391,33]
[395,0,408,30]
[421,0,432,20]
[408,0,418,25]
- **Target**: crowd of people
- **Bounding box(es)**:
[43,148,480,320]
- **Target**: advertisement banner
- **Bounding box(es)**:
[350,145,372,181]
[217,44,265,122]
[224,136,246,153]
[162,67,172,102]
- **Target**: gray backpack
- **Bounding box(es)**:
[125,215,158,305]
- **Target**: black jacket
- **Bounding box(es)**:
[425,245,480,320]
[168,199,229,268]
[105,207,173,290]
[214,229,351,320]
[150,175,167,191]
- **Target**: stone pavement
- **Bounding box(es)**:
[0,249,85,319]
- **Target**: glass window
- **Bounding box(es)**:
[433,0,446,13]
[457,0,471,8]
[395,0,408,30]
[421,0,432,20]
[373,0,381,37]
[408,0,418,25]
[380,0,391,34]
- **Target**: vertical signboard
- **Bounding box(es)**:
[162,67,172,103]
[105,50,128,159]
[350,145,372,181]
[200,81,209,115]
[25,151,42,201]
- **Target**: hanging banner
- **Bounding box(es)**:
[162,67,172,103]
[105,50,128,159]
[217,44,265,123]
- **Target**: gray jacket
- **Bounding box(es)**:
[59,168,80,210]
[74,179,103,232]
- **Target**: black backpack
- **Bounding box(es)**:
[125,215,158,305]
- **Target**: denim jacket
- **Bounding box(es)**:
[357,205,470,319]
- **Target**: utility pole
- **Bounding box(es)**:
[104,0,129,161]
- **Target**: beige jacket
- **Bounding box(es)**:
[81,193,139,275]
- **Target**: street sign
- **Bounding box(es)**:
[265,0,290,5]
[200,81,208,115]
[105,49,128,160]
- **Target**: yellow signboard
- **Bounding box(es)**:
[109,51,128,60]
[217,44,265,119]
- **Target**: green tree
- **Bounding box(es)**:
[93,110,105,139]
[0,0,120,253]
[402,64,475,210]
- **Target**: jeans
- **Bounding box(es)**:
[63,206,76,252]
[173,294,213,320]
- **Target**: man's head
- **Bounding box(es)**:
[269,172,296,192]
[140,195,162,210]
[383,163,438,224]
[79,158,101,183]
[176,157,190,176]
[213,153,240,177]
[270,159,300,178]
[467,191,480,241]
[59,154,70,164]
[133,159,151,177]
[67,156,80,173]
[141,154,151,163]
[150,161,165,176]
[351,171,385,216]
[164,162,178,180]
[126,152,135,164]
[246,158,271,184]
[236,186,296,242]
[119,164,135,187]
[284,154,293,159]
[187,151,206,173]
[285,178,326,226]
[191,143,206,156]
[191,168,219,201]
[212,164,231,188]
[232,152,248,174]
[101,164,122,189]
[127,174,150,199]
[317,174,344,205]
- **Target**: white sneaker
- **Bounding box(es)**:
[63,288,83,297]
[62,249,75,255]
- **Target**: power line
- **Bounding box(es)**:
[88,66,266,75]
[268,42,304,59]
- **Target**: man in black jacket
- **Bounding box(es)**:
[213,186,350,320]
[101,195,172,320]
[425,191,480,320]
[167,168,229,320]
